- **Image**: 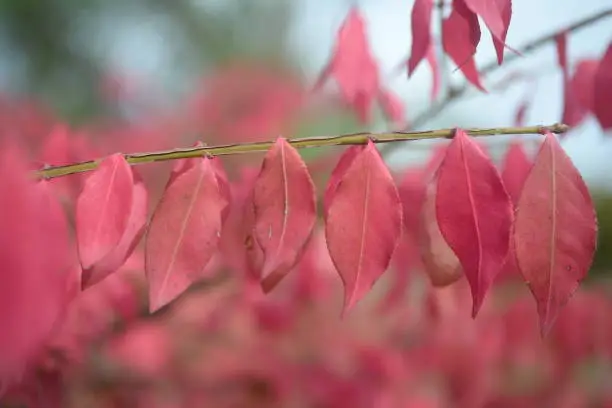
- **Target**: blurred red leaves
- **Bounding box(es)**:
[2,3,612,407]
[188,63,305,143]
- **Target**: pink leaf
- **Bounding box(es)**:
[514,132,597,336]
[419,183,463,287]
[0,146,71,383]
[326,8,380,123]
[442,0,486,91]
[408,0,434,76]
[491,0,513,64]
[252,138,317,292]
[82,171,149,289]
[497,140,533,282]
[76,154,134,270]
[145,157,229,312]
[464,0,512,64]
[570,59,600,114]
[593,43,612,130]
[325,140,403,313]
[435,129,513,315]
[323,145,366,217]
[556,32,588,127]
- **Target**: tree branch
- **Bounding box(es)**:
[36,123,568,180]
[380,7,612,156]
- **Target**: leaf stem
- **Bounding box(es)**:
[36,123,568,179]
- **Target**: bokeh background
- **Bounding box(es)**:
[1,0,612,407]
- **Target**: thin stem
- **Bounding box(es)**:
[380,7,612,155]
[36,123,568,180]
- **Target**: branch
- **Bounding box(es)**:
[36,123,568,179]
[380,7,612,155]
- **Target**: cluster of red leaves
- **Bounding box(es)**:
[0,116,598,397]
[67,126,597,334]
[4,240,612,408]
[0,3,611,406]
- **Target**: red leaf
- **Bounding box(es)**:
[325,140,402,313]
[0,146,71,382]
[218,168,264,282]
[497,140,533,282]
[145,157,229,312]
[325,8,380,123]
[76,154,134,270]
[593,43,612,130]
[82,171,148,289]
[408,0,434,76]
[435,129,513,315]
[570,59,600,114]
[419,183,463,287]
[464,0,512,64]
[492,0,513,64]
[556,32,588,127]
[252,138,317,292]
[442,0,486,91]
[500,140,533,206]
[514,132,597,335]
[378,88,406,128]
[426,45,441,101]
[323,145,365,217]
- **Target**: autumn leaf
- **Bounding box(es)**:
[464,0,512,64]
[76,153,134,270]
[82,171,149,289]
[252,138,317,292]
[570,59,600,114]
[0,146,71,383]
[145,157,229,312]
[593,43,612,130]
[316,8,380,123]
[435,129,513,316]
[556,32,588,128]
[442,0,486,91]
[323,144,365,217]
[408,0,434,76]
[496,140,533,282]
[419,183,463,287]
[325,140,402,313]
[514,131,597,336]
[500,140,533,206]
